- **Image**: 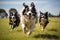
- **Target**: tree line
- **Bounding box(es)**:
[48,12,60,17]
[0,8,60,18]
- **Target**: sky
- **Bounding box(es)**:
[0,0,60,16]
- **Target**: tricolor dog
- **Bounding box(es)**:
[20,2,37,35]
[39,11,49,31]
[9,8,20,31]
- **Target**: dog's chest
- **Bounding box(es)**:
[24,15,34,25]
[40,18,47,24]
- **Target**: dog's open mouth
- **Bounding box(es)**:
[24,15,33,20]
[28,15,32,19]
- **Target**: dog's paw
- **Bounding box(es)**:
[41,27,44,32]
[10,29,13,32]
[26,32,32,35]
[27,32,30,35]
[14,28,16,30]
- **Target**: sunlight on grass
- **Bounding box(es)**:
[0,17,60,40]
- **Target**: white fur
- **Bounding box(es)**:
[20,9,36,35]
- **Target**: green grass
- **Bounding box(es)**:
[0,17,60,40]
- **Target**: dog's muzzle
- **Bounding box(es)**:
[11,16,16,22]
[28,13,32,19]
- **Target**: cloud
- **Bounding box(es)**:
[0,1,48,5]
[0,1,22,4]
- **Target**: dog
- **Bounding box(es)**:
[39,11,49,31]
[9,8,20,31]
[20,2,36,35]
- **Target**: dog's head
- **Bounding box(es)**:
[26,10,33,19]
[40,11,49,26]
[9,8,17,22]
[22,3,35,19]
[40,11,48,19]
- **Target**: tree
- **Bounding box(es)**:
[0,9,8,18]
[48,13,52,17]
[58,12,60,17]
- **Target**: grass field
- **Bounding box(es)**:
[0,17,60,40]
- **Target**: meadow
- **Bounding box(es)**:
[0,17,60,40]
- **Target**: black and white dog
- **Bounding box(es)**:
[9,8,20,30]
[20,2,37,35]
[39,11,49,31]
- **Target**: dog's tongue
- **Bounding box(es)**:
[29,15,31,19]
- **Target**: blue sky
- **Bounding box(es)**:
[0,0,60,15]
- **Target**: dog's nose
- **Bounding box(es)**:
[13,17,15,19]
[11,16,15,19]
[29,13,31,15]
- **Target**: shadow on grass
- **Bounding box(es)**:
[33,34,59,39]
[17,30,22,32]
[48,29,57,32]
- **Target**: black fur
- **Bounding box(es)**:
[22,3,29,15]
[39,11,49,31]
[22,2,37,23]
[9,8,20,29]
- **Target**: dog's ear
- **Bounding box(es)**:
[23,2,28,8]
[45,12,48,15]
[31,2,35,7]
[45,12,48,16]
[45,12,48,18]
[23,2,26,7]
[40,11,43,15]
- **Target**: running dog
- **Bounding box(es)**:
[9,8,20,31]
[20,2,36,35]
[39,11,49,31]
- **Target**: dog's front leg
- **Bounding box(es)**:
[27,24,35,35]
[40,24,44,31]
[10,25,13,31]
[22,24,26,33]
